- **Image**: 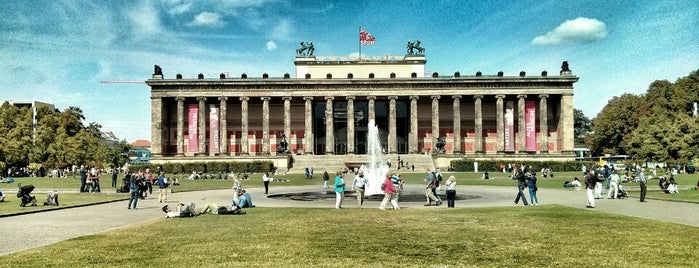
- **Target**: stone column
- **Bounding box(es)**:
[262,97,270,155]
[561,93,574,153]
[304,97,313,154]
[388,96,398,154]
[409,96,419,154]
[431,95,440,153]
[240,97,249,155]
[474,95,484,153]
[539,94,549,153]
[219,97,228,155]
[496,95,505,152]
[283,97,292,146]
[452,95,462,154]
[151,97,163,156]
[346,96,355,154]
[325,97,334,154]
[176,97,185,156]
[517,95,527,153]
[197,97,206,155]
[367,96,376,123]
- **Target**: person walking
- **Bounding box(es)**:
[323,170,330,189]
[513,170,529,207]
[389,172,402,209]
[424,169,441,206]
[334,171,345,209]
[156,172,169,203]
[111,167,118,188]
[379,172,397,210]
[351,170,368,208]
[445,175,457,208]
[262,172,271,194]
[584,170,596,208]
[638,169,647,202]
[528,172,538,206]
[607,170,620,199]
[79,165,88,192]
[128,172,141,209]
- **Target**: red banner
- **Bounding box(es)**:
[187,104,198,153]
[209,105,220,154]
[525,101,536,151]
[504,101,514,151]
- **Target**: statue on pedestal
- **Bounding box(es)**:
[153,65,163,76]
[296,42,315,56]
[406,40,425,55]
[435,136,446,154]
[277,133,289,154]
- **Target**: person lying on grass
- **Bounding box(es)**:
[162,203,245,218]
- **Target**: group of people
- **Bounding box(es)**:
[79,165,102,193]
[512,169,539,207]
[583,164,646,208]
[127,169,172,209]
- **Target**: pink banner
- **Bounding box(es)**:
[525,101,536,151]
[504,101,514,151]
[209,105,220,154]
[187,104,198,153]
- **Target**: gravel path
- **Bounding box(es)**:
[1,184,697,256]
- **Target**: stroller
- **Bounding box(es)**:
[616,184,628,199]
[17,183,38,207]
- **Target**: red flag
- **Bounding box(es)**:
[360,28,375,46]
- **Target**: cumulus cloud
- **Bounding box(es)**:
[189,12,224,27]
[532,17,608,45]
[127,2,162,39]
[269,19,293,41]
[266,40,278,51]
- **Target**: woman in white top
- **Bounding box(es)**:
[445,175,457,208]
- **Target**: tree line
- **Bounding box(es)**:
[577,69,699,164]
[0,102,131,176]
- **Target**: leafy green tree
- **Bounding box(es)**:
[573,109,591,145]
[586,93,640,156]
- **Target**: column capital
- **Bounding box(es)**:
[282,96,292,101]
[473,95,483,100]
[495,94,506,99]
[325,96,334,101]
[367,96,376,100]
[239,96,249,102]
[175,97,186,101]
[538,94,549,99]
[303,96,314,101]
[452,95,462,100]
[517,94,527,99]
[388,96,399,100]
[346,96,355,101]
[261,97,271,101]
[410,95,419,100]
[218,96,228,101]
[197,97,206,101]
[431,95,441,100]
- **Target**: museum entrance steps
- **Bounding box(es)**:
[289,154,435,174]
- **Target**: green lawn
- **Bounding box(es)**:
[0,206,696,267]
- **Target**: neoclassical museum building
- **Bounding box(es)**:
[147,52,578,169]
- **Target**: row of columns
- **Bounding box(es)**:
[158,94,558,156]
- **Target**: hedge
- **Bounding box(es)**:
[450,159,596,173]
[126,161,274,175]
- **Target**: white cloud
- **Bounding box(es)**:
[127,1,162,39]
[269,19,293,41]
[532,17,608,45]
[189,12,224,27]
[266,40,278,50]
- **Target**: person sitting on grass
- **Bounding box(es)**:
[238,189,254,208]
[0,190,5,202]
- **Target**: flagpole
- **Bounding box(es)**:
[358,27,362,61]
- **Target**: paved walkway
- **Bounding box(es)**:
[1,184,697,256]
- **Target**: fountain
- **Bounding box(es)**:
[362,119,389,196]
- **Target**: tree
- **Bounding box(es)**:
[573,109,591,145]
[586,93,639,156]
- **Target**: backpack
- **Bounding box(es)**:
[432,172,441,187]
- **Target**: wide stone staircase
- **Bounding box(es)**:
[287,154,436,174]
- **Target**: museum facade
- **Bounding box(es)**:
[146,55,577,163]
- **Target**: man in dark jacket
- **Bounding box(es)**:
[585,171,596,208]
[513,170,529,206]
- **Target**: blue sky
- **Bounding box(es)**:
[1,0,697,142]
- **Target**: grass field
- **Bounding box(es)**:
[0,205,696,267]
